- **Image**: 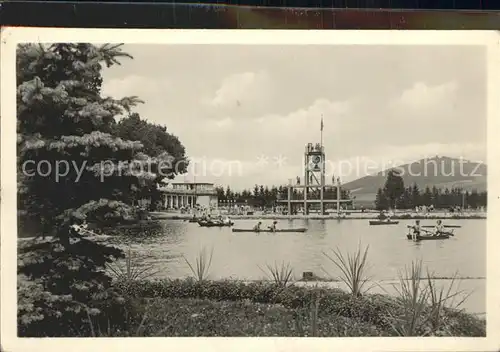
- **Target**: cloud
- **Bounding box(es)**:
[390,81,458,118]
[214,117,233,128]
[101,74,171,102]
[202,71,273,111]
[98,45,485,190]
[248,98,351,138]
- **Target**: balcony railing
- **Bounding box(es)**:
[158,187,217,195]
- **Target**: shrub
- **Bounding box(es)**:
[183,246,214,283]
[258,261,294,288]
[322,242,372,297]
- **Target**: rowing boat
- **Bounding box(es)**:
[232,228,307,233]
[406,234,450,240]
[369,220,399,225]
[198,221,234,227]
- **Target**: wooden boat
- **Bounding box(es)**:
[232,228,307,233]
[406,234,450,241]
[198,220,234,227]
[422,225,461,229]
[369,220,399,225]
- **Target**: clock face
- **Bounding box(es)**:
[312,155,321,164]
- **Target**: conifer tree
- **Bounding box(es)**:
[375,188,389,210]
[17,43,171,336]
[382,169,405,209]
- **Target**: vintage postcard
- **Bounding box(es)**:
[1,27,499,351]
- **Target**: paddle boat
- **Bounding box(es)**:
[198,220,234,227]
[406,234,450,241]
[369,219,399,225]
[232,228,307,233]
[406,225,454,241]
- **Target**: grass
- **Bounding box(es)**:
[183,246,214,282]
[107,278,484,337]
[322,242,372,297]
[19,275,485,337]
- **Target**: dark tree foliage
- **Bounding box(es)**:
[113,112,189,209]
[215,183,351,208]
[382,169,405,209]
[16,43,168,336]
[374,183,487,210]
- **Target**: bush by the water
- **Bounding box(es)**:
[18,274,485,337]
[111,278,485,337]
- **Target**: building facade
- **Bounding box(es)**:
[158,182,218,209]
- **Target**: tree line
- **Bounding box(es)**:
[375,170,487,210]
[215,185,351,208]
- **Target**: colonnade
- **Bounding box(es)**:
[164,195,197,208]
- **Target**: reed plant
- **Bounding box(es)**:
[387,260,429,336]
[183,246,214,282]
[322,242,372,297]
[106,247,159,283]
[425,270,472,335]
[386,260,474,336]
[258,261,294,288]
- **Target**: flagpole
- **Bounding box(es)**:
[320,114,323,149]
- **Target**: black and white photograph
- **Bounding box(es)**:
[1,28,499,351]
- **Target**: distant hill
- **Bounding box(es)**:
[343,156,487,206]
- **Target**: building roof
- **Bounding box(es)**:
[171,182,214,185]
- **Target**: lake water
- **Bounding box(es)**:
[114,218,486,315]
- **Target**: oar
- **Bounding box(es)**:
[77,227,101,237]
[406,225,454,236]
[442,230,455,236]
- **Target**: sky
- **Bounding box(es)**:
[101,44,486,190]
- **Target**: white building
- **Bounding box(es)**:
[158,182,218,209]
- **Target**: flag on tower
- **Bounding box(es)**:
[320,116,324,131]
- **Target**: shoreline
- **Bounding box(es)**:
[149,212,487,221]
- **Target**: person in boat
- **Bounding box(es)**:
[410,220,421,241]
[433,219,445,236]
[69,218,89,236]
[378,211,387,220]
[204,214,212,224]
[253,221,262,231]
[268,220,278,232]
[223,216,231,225]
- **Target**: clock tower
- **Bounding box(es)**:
[303,142,326,215]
